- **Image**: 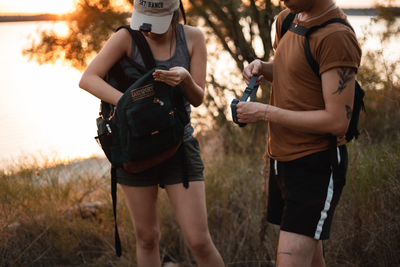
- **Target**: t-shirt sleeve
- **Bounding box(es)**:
[273,21,280,50]
[317,28,362,75]
[273,10,290,50]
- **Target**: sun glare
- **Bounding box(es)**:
[53,22,70,36]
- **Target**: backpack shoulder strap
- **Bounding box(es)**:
[306,18,354,36]
[300,19,355,80]
[281,12,296,38]
[116,25,156,70]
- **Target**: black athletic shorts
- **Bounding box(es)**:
[267,145,347,240]
[116,137,205,187]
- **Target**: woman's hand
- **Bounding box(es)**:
[153,67,189,87]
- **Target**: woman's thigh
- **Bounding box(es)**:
[165,181,210,241]
[120,184,160,237]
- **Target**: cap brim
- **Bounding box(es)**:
[130,9,173,34]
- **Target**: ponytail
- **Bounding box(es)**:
[179,0,186,24]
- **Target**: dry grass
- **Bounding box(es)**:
[1,130,399,266]
[324,140,400,267]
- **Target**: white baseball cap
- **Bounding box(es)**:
[130,0,180,34]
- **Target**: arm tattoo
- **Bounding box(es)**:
[278,252,293,256]
[333,68,354,95]
[346,105,352,119]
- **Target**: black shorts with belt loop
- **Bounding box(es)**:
[267,145,348,240]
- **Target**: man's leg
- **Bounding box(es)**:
[311,241,326,267]
[277,230,325,267]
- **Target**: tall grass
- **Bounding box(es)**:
[1,127,399,266]
[0,156,125,266]
[0,125,274,266]
[325,139,400,267]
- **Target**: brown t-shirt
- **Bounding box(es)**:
[268,8,362,161]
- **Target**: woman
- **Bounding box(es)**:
[79,0,224,266]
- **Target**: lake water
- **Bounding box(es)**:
[0,16,398,167]
[0,21,103,166]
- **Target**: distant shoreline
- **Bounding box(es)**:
[0,14,68,23]
[0,8,384,23]
[342,8,377,16]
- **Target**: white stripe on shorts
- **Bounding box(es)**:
[314,147,341,239]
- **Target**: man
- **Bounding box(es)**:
[236,0,362,266]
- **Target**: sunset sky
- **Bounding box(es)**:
[0,0,399,15]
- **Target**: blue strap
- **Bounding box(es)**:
[240,74,260,102]
[231,74,260,127]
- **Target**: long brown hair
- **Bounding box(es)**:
[169,0,186,61]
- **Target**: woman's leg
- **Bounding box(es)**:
[120,184,161,267]
[165,181,224,267]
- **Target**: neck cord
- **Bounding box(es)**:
[297,2,336,25]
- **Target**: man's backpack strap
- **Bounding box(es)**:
[281,14,355,79]
[281,12,296,38]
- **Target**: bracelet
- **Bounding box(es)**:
[264,104,269,121]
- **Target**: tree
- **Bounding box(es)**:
[187,0,278,69]
[185,0,281,128]
[23,0,131,71]
[356,3,400,142]
[23,0,281,129]
[373,4,400,41]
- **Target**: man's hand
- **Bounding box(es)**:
[236,101,268,123]
[243,59,264,86]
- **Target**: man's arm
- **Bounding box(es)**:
[236,67,355,136]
